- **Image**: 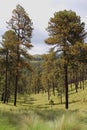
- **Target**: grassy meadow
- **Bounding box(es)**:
[0,81,87,130]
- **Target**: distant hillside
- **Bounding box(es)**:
[32,54,42,61]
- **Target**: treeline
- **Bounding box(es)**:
[28,50,87,100]
[0,5,87,109]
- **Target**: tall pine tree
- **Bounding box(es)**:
[45,10,86,109]
[7,4,33,106]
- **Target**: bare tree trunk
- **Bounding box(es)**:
[14,45,19,106]
[60,93,63,104]
[80,70,82,89]
[82,69,85,90]
[64,64,68,109]
[14,75,18,106]
[48,80,50,100]
[52,82,55,96]
[4,49,8,103]
[75,71,78,93]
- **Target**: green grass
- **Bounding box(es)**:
[16,81,87,111]
[0,108,87,130]
[0,81,87,130]
[0,110,19,130]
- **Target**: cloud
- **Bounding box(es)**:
[30,28,51,55]
[30,43,50,55]
[0,0,87,54]
[0,28,7,41]
[31,27,48,43]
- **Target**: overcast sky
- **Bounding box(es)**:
[0,0,87,54]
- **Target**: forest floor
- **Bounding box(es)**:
[0,81,87,130]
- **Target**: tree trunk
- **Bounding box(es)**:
[75,71,78,93]
[82,69,85,90]
[80,70,82,89]
[14,45,19,106]
[75,82,78,93]
[14,73,18,106]
[1,91,4,101]
[64,64,68,109]
[48,80,50,100]
[4,49,8,103]
[82,80,84,90]
[7,71,11,103]
[60,93,63,104]
[52,82,55,96]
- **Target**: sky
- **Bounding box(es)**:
[0,0,87,54]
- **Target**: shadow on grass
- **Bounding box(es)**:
[69,91,77,95]
[34,109,79,121]
[34,105,49,109]
[15,97,37,106]
[69,99,80,104]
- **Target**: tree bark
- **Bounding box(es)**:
[48,80,50,100]
[64,64,68,109]
[14,75,18,106]
[4,49,8,103]
[14,45,19,106]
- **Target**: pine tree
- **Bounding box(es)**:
[45,10,86,109]
[7,4,33,106]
